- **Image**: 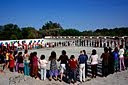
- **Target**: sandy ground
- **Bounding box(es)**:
[0,46,128,85]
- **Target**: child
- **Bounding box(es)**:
[23,50,30,76]
[17,52,24,73]
[39,55,48,80]
[68,55,78,84]
[113,47,119,72]
[9,51,15,72]
[119,45,126,71]
[57,50,69,82]
[49,51,58,81]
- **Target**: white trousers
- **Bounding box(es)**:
[79,64,85,82]
[60,64,66,74]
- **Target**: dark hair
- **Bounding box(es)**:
[80,50,83,54]
[40,55,45,60]
[49,51,56,60]
[114,47,119,52]
[24,50,28,54]
[83,50,86,55]
[92,49,97,55]
[104,47,108,53]
[70,55,75,59]
[108,47,112,53]
[62,50,66,55]
[18,52,22,56]
[33,52,37,56]
[29,52,34,62]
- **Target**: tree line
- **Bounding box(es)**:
[0,21,128,40]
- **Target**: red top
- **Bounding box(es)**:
[32,56,38,66]
[9,54,15,68]
[68,59,78,69]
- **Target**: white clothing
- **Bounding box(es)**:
[39,59,48,68]
[119,48,124,58]
[60,64,66,73]
[24,54,30,63]
[41,68,46,80]
[79,64,85,82]
[90,54,98,65]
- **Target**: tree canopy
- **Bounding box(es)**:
[0,21,128,40]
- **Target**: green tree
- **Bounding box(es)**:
[21,27,40,39]
[61,29,81,36]
[39,21,63,36]
[0,24,22,40]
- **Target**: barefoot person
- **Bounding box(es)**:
[68,55,78,85]
[57,50,69,82]
[39,55,48,80]
[49,51,58,81]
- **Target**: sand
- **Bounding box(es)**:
[0,46,128,85]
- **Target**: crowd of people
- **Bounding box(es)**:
[0,45,128,85]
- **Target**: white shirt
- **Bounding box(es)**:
[119,48,124,58]
[39,59,48,68]
[90,54,98,65]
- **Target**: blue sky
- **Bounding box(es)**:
[0,0,128,31]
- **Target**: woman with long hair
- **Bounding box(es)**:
[90,49,98,78]
[49,51,58,81]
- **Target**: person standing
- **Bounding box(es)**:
[83,50,88,78]
[5,50,9,69]
[90,49,98,78]
[124,46,128,69]
[101,47,110,77]
[32,52,38,79]
[17,52,24,74]
[57,50,69,82]
[9,51,15,72]
[113,47,119,72]
[39,55,48,80]
[119,45,126,71]
[23,50,30,76]
[108,47,114,74]
[49,51,58,81]
[68,55,78,85]
[78,51,86,82]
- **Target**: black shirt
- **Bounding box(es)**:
[58,55,69,64]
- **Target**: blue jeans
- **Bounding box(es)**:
[24,61,30,76]
[41,68,46,80]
